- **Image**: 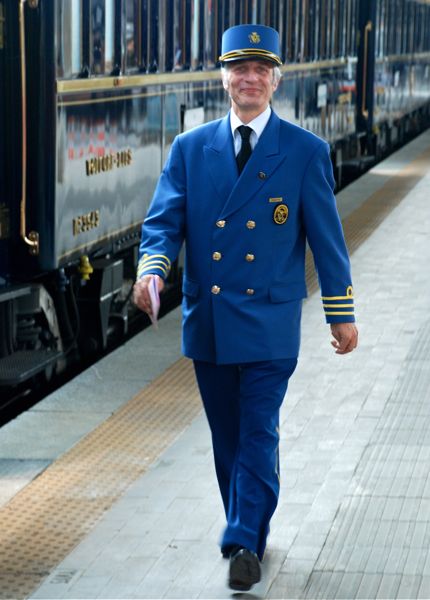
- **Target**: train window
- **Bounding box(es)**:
[239,0,257,23]
[267,0,280,29]
[282,0,291,62]
[163,0,174,71]
[125,0,140,70]
[417,3,426,52]
[105,0,115,72]
[400,0,405,54]
[330,0,336,57]
[378,0,386,57]
[90,0,105,74]
[219,0,229,33]
[57,0,83,78]
[338,0,346,58]
[343,0,349,57]
[308,0,318,60]
[302,0,309,62]
[87,0,117,75]
[204,0,217,68]
[318,0,326,59]
[293,0,303,62]
[407,2,415,54]
[424,5,430,51]
[191,0,203,69]
[396,0,403,54]
[142,0,159,72]
[348,0,358,57]
[173,0,191,70]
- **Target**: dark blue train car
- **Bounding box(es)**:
[0,0,429,397]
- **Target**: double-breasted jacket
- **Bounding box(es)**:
[137,110,355,364]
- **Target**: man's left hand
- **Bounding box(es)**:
[330,323,358,355]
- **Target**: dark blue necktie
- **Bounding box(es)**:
[236,125,253,174]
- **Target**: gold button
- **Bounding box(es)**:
[212,252,222,261]
[258,171,266,179]
[245,253,255,262]
[211,285,221,294]
[246,288,255,295]
[246,220,256,229]
[216,220,226,228]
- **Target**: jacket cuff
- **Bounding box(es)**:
[322,285,355,322]
[137,253,171,280]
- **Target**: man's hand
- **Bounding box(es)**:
[133,275,164,315]
[330,323,358,355]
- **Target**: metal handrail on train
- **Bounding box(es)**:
[18,0,39,255]
[361,20,372,121]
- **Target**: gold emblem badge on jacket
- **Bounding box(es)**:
[273,204,289,225]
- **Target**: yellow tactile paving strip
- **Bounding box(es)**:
[1,145,430,600]
[0,359,201,600]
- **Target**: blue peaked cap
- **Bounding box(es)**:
[219,24,282,66]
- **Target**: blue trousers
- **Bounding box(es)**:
[193,358,297,560]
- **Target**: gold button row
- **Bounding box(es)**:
[215,220,256,229]
[211,286,255,296]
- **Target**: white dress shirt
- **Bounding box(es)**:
[230,105,272,155]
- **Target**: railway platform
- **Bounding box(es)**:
[1,129,430,599]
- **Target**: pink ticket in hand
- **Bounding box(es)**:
[148,276,160,328]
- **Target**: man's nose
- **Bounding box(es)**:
[244,69,259,81]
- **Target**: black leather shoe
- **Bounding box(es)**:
[228,548,261,591]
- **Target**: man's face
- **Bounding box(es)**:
[222,60,279,114]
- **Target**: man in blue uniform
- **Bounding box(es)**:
[133,24,358,592]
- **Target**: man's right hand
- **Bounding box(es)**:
[133,275,165,315]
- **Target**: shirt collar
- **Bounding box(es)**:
[230,105,272,141]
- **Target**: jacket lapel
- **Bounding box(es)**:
[220,111,286,219]
[203,114,237,203]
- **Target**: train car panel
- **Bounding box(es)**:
[1,0,430,397]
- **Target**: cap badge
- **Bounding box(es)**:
[273,204,289,225]
[249,32,261,44]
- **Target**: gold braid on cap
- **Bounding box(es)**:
[219,48,282,65]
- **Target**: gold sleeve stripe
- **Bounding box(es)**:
[140,254,171,267]
[322,295,353,301]
[139,258,170,270]
[138,262,169,275]
[137,261,170,277]
[323,303,354,308]
[137,254,171,279]
[138,264,169,277]
[324,311,355,316]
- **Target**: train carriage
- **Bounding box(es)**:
[0,0,429,398]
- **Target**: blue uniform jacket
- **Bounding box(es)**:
[138,111,355,364]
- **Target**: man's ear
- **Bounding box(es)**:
[221,70,230,92]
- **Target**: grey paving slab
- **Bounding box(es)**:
[417,576,430,599]
[376,573,402,599]
[29,130,430,599]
